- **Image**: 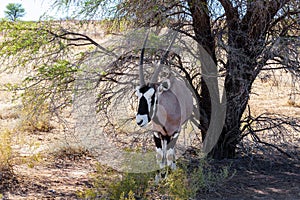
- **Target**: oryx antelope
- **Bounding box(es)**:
[135,31,193,175]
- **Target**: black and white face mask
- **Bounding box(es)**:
[135,85,156,127]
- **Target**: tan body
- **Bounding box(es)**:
[152,76,193,137]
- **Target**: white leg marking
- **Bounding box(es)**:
[162,139,168,167]
[172,132,179,139]
[162,139,167,153]
[156,147,166,168]
[154,132,159,138]
[160,162,166,169]
[171,162,176,170]
[166,148,175,167]
[155,173,160,184]
[156,147,163,161]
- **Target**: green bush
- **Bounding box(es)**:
[110,172,152,200]
[0,129,18,188]
[19,89,52,133]
[0,129,13,173]
[78,164,153,200]
[78,158,234,200]
[120,190,136,200]
[162,168,192,199]
[189,160,231,194]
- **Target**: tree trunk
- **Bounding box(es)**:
[208,71,252,159]
[207,29,258,157]
[188,0,283,159]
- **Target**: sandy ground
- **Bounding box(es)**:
[0,70,299,199]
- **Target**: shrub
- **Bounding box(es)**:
[77,164,153,199]
[109,172,151,199]
[19,89,52,133]
[51,145,91,161]
[0,129,15,189]
[189,160,231,194]
[78,157,234,200]
[0,129,14,173]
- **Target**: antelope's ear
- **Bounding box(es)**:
[135,86,141,97]
[158,79,171,93]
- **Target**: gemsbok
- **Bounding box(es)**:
[135,31,193,177]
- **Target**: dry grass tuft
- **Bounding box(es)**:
[50,145,92,161]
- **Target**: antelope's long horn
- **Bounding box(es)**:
[150,31,178,83]
[139,30,150,86]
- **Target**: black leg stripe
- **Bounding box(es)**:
[162,126,167,134]
[153,133,162,148]
[161,135,171,144]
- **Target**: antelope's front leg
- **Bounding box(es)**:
[153,132,170,183]
[153,132,165,168]
[166,132,179,170]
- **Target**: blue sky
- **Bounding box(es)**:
[0,0,64,21]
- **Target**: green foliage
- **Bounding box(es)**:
[188,161,231,194]
[53,0,117,20]
[0,21,85,120]
[110,172,151,199]
[156,159,232,199]
[36,60,77,79]
[77,164,113,199]
[4,3,25,21]
[163,168,192,199]
[18,89,52,133]
[78,158,233,200]
[100,17,133,34]
[120,190,136,200]
[77,164,153,199]
[0,21,59,69]
[24,59,78,111]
